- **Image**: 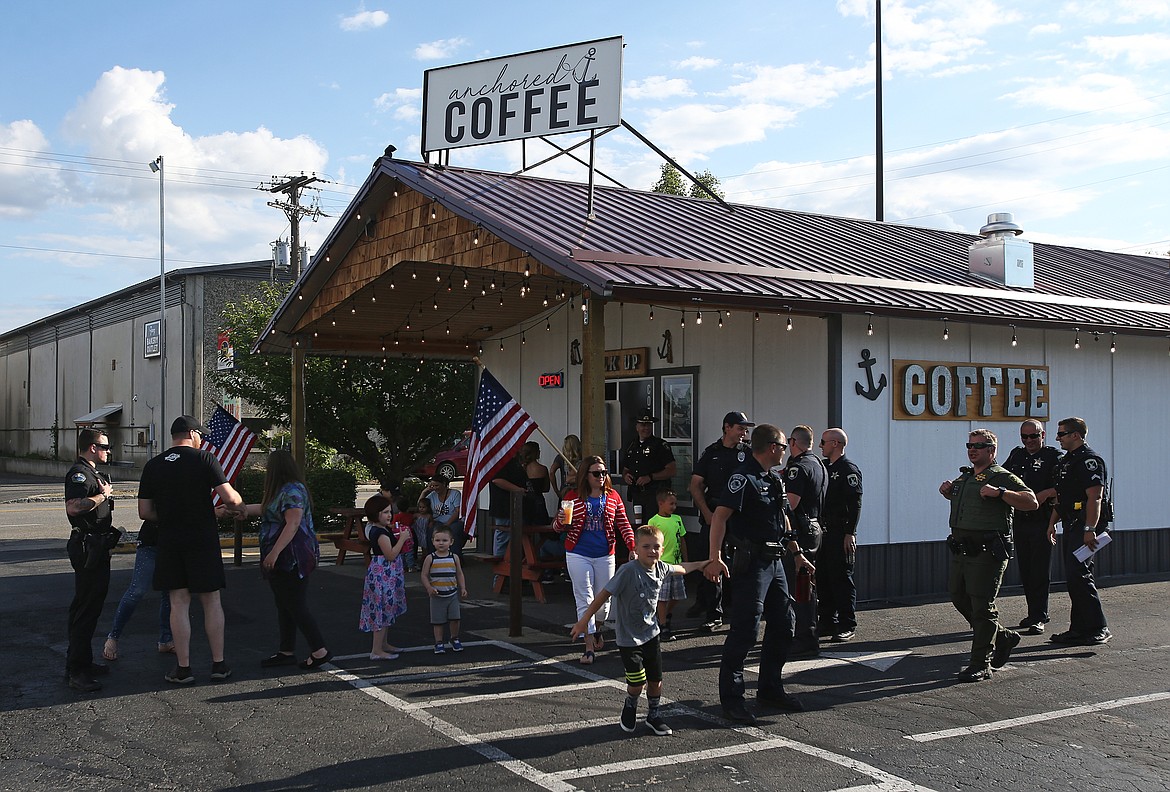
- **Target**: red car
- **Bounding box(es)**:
[418,430,471,480]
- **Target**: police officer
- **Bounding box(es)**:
[939,429,1037,681]
[688,411,754,631]
[818,428,863,642]
[784,425,827,658]
[1003,419,1060,634]
[621,413,676,528]
[706,425,812,724]
[64,428,117,692]
[1048,417,1112,645]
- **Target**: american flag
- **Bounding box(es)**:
[204,406,257,499]
[460,369,536,538]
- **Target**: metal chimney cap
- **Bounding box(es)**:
[979,212,1023,237]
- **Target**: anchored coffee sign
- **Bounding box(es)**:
[892,359,1050,421]
[422,36,623,154]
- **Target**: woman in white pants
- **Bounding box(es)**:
[556,455,635,664]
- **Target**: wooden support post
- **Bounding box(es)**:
[580,297,606,459]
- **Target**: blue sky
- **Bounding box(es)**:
[2,0,1168,333]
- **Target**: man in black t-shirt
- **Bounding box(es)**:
[64,428,116,692]
[138,415,244,685]
[1003,419,1060,634]
[784,425,828,658]
[489,453,527,557]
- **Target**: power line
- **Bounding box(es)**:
[0,243,221,266]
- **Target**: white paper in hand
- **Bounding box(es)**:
[1073,531,1112,563]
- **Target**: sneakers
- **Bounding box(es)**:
[164,665,195,685]
[702,618,723,632]
[1018,617,1048,635]
[990,630,1022,669]
[1088,628,1113,645]
[645,714,673,736]
[451,639,464,652]
[434,642,446,655]
[620,699,638,733]
[210,661,232,680]
[831,630,856,642]
[957,665,993,682]
[67,672,101,692]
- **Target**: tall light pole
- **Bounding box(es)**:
[149,155,166,442]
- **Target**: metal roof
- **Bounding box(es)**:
[258,159,1170,354]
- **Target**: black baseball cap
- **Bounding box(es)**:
[170,415,209,436]
[635,413,656,424]
[723,411,756,427]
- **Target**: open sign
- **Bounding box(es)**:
[539,372,564,389]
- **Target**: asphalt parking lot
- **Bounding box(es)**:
[2,484,1168,792]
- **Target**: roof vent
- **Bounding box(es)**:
[969,212,1034,288]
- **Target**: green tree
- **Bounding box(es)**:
[650,163,724,200]
[214,282,475,485]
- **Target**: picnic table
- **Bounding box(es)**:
[490,524,565,604]
[330,507,370,565]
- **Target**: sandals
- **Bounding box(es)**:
[593,631,605,652]
[300,650,333,670]
[579,650,596,665]
[102,638,118,662]
[261,652,297,668]
[370,652,400,661]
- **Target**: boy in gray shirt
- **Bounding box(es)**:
[571,525,707,735]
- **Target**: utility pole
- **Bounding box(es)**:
[875,0,884,222]
[262,174,324,469]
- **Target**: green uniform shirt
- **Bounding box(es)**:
[947,464,1030,535]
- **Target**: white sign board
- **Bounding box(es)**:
[422,36,623,155]
[144,320,161,358]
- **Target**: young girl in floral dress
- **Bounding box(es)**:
[360,495,410,659]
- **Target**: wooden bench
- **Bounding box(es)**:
[330,507,371,566]
[490,524,566,604]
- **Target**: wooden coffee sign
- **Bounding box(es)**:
[892,360,1050,421]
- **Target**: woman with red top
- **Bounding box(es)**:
[556,455,635,664]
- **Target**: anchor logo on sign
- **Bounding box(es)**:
[855,349,887,401]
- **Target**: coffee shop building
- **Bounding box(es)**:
[257,154,1170,599]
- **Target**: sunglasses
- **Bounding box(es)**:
[965,442,993,450]
[1055,431,1075,438]
[94,443,111,451]
[818,439,836,446]
[589,470,608,477]
[1020,433,1041,440]
[770,440,788,450]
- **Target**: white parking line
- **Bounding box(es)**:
[906,691,1170,742]
[327,638,938,792]
[409,679,614,710]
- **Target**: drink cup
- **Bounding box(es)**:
[560,500,574,524]
[633,504,643,525]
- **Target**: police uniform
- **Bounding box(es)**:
[784,450,827,656]
[1003,444,1060,628]
[717,456,797,709]
[945,464,1030,673]
[818,455,863,636]
[1052,445,1110,640]
[64,458,116,680]
[689,438,750,622]
[621,432,675,522]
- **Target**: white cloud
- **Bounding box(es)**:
[0,119,60,216]
[1059,0,1170,24]
[625,76,694,100]
[676,56,721,70]
[414,37,469,61]
[1084,33,1170,68]
[56,67,329,259]
[641,103,798,161]
[339,9,388,31]
[725,62,871,109]
[375,87,423,121]
[1029,23,1061,36]
[1001,72,1156,112]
